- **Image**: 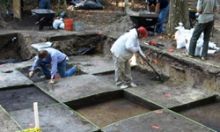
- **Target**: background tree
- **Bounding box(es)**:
[0,0,10,27]
[167,0,191,35]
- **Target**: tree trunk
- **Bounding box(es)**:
[124,0,129,12]
[63,0,67,7]
[167,0,190,35]
[0,6,7,28]
[116,0,119,7]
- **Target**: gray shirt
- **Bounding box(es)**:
[197,0,219,23]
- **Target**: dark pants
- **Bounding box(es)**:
[39,0,51,9]
[156,5,169,33]
[189,21,214,57]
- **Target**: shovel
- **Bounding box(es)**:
[140,56,164,82]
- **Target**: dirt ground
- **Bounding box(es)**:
[76,98,150,127]
[1,1,220,62]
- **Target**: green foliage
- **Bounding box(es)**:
[0,0,9,5]
[0,0,9,9]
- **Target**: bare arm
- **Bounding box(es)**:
[196,0,203,14]
[155,3,160,13]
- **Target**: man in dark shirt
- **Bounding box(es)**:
[146,0,157,12]
[146,0,169,34]
[39,0,51,9]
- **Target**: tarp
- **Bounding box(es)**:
[175,23,220,56]
[74,0,104,10]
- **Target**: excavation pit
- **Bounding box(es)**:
[47,33,107,56]
[173,95,220,131]
[95,66,168,87]
[0,33,21,64]
[0,86,57,112]
[0,106,21,132]
[66,90,161,127]
[10,103,98,132]
[102,109,215,132]
[0,33,33,64]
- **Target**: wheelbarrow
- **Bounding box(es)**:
[129,12,158,32]
[32,9,55,30]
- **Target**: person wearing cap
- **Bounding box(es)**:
[110,26,148,89]
[29,48,77,84]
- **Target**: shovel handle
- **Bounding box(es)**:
[140,55,163,81]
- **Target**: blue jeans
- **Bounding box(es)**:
[156,5,169,33]
[39,59,76,78]
[39,0,51,9]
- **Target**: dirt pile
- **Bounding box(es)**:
[103,15,134,38]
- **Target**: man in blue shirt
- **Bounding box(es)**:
[146,0,169,34]
[29,48,76,84]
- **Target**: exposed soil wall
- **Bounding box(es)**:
[0,33,36,62]
[18,33,36,60]
[0,4,8,28]
[49,33,107,56]
[138,46,220,93]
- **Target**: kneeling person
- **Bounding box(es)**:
[29,48,76,84]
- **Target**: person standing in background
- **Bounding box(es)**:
[146,0,157,12]
[189,0,219,60]
[146,0,169,34]
[155,0,169,34]
[39,0,51,9]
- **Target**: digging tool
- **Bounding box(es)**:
[140,55,164,82]
[148,40,164,47]
[144,41,164,48]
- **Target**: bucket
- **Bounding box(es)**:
[74,21,84,31]
[64,18,73,31]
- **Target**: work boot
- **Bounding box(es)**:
[185,52,194,58]
[201,57,207,61]
[120,84,129,89]
[130,82,137,87]
[188,54,194,58]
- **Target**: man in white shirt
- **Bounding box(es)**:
[111,26,148,89]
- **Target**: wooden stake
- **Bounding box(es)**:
[33,102,40,128]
